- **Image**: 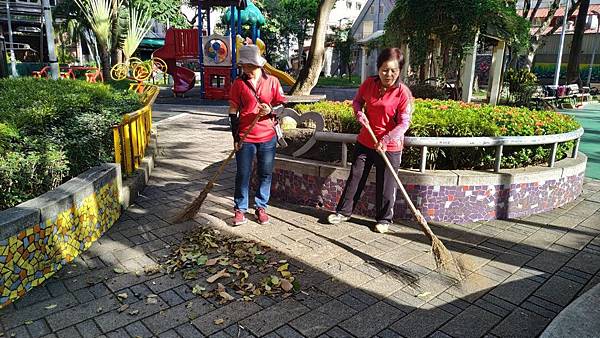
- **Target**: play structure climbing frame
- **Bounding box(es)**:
[153,0,296,99]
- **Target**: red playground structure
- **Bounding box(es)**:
[153,29,199,96]
[153,0,247,99]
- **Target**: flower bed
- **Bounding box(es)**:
[0,78,142,210]
[288,99,580,170]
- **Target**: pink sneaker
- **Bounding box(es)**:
[232,210,247,226]
[255,208,270,225]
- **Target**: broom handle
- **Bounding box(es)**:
[205,113,263,187]
[362,120,436,241]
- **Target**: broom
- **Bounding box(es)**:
[174,113,262,223]
[363,120,465,276]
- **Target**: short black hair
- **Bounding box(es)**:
[377,48,405,70]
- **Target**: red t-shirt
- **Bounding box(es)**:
[354,77,413,152]
[229,74,286,143]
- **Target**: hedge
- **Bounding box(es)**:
[0,78,142,210]
[294,99,581,170]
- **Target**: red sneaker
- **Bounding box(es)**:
[255,208,270,225]
[232,210,247,226]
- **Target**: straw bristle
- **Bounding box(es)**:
[173,184,212,223]
[430,236,468,281]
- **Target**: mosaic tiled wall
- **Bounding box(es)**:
[0,167,121,308]
[269,163,584,224]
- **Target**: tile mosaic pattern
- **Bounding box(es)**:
[270,168,584,224]
[0,180,120,308]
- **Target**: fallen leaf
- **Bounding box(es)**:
[186,302,193,309]
[206,258,218,266]
[217,283,226,293]
[416,292,431,299]
[280,270,292,278]
[117,293,128,300]
[183,270,198,280]
[270,275,280,286]
[278,260,288,264]
[117,304,129,313]
[24,320,33,325]
[44,304,57,310]
[113,268,125,274]
[196,255,208,265]
[231,263,242,269]
[96,307,103,313]
[214,318,225,325]
[281,279,293,292]
[219,291,235,301]
[146,294,158,304]
[192,284,206,295]
[277,263,289,272]
[207,269,231,283]
[129,309,139,316]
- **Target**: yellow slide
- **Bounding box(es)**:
[264,62,296,86]
[236,35,296,86]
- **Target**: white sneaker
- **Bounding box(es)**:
[374,223,389,234]
[327,213,350,224]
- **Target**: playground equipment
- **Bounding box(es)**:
[110,57,168,93]
[153,0,295,99]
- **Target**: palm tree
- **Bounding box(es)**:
[122,6,153,61]
[75,0,122,79]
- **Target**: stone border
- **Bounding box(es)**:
[269,153,587,223]
[0,132,157,307]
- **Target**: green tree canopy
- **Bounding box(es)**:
[385,0,529,72]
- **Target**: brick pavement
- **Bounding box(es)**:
[2,107,600,338]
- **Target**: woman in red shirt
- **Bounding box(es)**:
[328,48,414,234]
[229,45,286,226]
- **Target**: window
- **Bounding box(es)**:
[379,4,384,13]
[347,1,352,9]
[210,75,226,88]
[362,20,373,38]
[369,5,374,14]
[356,3,362,10]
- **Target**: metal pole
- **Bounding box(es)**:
[42,0,59,79]
[198,0,205,98]
[230,5,237,80]
[587,12,600,87]
[5,1,17,77]
[554,0,570,86]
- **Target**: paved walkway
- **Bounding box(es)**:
[2,106,600,338]
[561,103,600,180]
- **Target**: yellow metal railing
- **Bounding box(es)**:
[113,85,159,175]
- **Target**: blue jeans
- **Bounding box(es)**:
[234,135,277,212]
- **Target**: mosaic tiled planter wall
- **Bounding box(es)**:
[270,154,587,224]
[0,164,122,308]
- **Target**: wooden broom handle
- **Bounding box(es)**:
[362,120,427,224]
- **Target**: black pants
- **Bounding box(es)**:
[336,143,402,224]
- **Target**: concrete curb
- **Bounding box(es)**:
[540,283,600,338]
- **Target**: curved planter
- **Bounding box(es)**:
[269,153,587,224]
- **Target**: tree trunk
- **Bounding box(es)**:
[289,0,336,95]
[523,0,562,69]
[110,0,121,66]
[98,43,111,81]
[567,0,590,84]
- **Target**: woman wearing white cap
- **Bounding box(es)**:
[229,44,286,226]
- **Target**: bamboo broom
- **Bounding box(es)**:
[174,113,262,223]
[363,120,465,277]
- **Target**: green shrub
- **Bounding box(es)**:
[504,68,538,106]
[409,83,449,100]
[293,99,580,170]
[0,145,69,209]
[0,78,142,210]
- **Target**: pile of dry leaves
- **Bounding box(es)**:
[162,227,300,304]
